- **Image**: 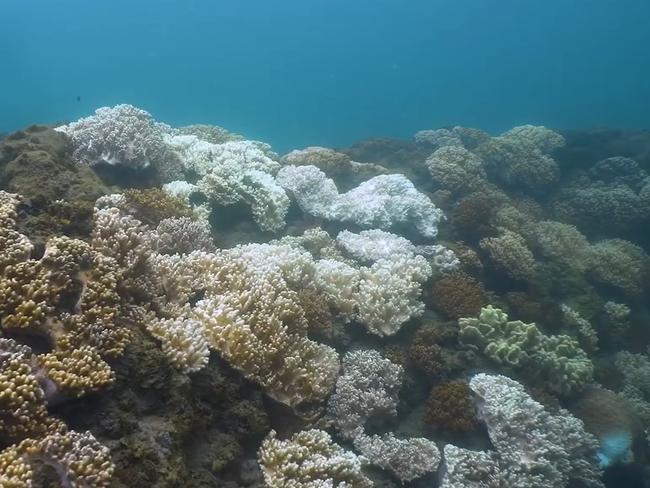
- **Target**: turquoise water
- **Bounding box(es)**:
[2,0,650,151]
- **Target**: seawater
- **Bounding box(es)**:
[1,0,650,151]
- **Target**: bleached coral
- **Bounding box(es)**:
[277,165,444,238]
[55,104,173,170]
[352,431,440,482]
[441,374,603,488]
[162,180,198,201]
[165,135,290,231]
[258,429,372,488]
[327,350,402,438]
[356,254,432,336]
[281,146,386,185]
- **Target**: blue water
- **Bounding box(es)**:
[2,0,650,152]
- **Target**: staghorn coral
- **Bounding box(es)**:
[425,145,487,194]
[440,373,603,488]
[277,165,444,238]
[258,429,372,488]
[430,272,486,319]
[0,430,114,487]
[55,104,174,171]
[424,380,477,432]
[480,229,537,280]
[459,306,593,394]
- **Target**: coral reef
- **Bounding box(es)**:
[429,272,486,319]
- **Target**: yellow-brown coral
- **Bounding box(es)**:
[0,430,114,487]
[123,188,193,225]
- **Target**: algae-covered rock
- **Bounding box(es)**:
[0,125,109,205]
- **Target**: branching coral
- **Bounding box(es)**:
[475,125,563,192]
[440,374,603,488]
[480,229,537,280]
[0,430,114,487]
[327,350,402,438]
[277,165,444,238]
[55,104,173,170]
[122,188,193,225]
[615,351,650,428]
[459,306,593,394]
[587,239,649,296]
[166,135,289,231]
[281,146,386,188]
[425,145,487,194]
[258,429,372,488]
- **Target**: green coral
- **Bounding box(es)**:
[459,305,593,395]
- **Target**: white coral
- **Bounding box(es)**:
[277,165,443,238]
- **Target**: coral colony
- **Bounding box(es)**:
[0,104,649,486]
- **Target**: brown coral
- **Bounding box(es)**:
[123,188,193,226]
[424,380,477,432]
[408,324,475,378]
[430,272,487,319]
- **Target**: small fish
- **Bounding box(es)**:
[76,96,81,102]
